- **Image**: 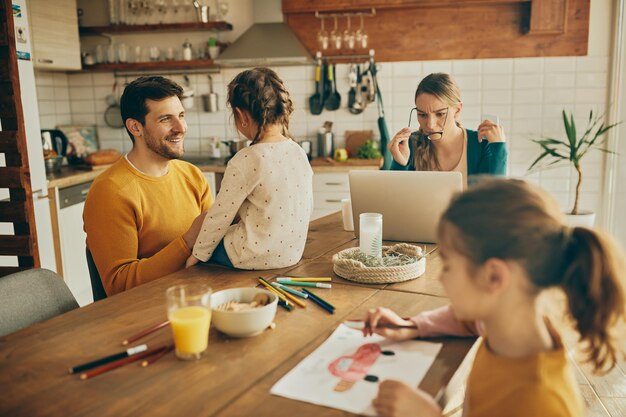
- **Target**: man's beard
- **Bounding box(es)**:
[144,131,184,160]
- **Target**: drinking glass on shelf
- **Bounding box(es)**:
[166,283,212,361]
[155,0,167,23]
[117,43,128,63]
[106,44,117,63]
[169,0,180,23]
[149,46,161,61]
[359,213,382,258]
[317,16,329,50]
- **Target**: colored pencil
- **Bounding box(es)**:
[69,344,148,374]
[79,345,168,380]
[343,320,418,331]
[271,282,308,299]
[122,320,169,346]
[268,282,307,308]
[277,280,332,289]
[141,344,174,367]
[302,288,335,314]
[276,277,332,282]
[257,277,293,310]
[277,299,293,311]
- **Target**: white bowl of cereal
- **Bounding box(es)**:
[211,287,278,337]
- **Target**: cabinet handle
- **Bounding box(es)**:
[37,58,54,64]
[324,182,343,186]
[325,199,342,203]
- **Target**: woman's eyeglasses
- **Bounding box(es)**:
[407,107,449,141]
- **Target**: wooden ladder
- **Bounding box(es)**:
[0,0,40,276]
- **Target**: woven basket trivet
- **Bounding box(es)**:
[332,243,426,284]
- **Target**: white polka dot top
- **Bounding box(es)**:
[192,139,314,269]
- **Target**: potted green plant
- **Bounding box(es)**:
[528,110,620,227]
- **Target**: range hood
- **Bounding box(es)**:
[215,1,312,67]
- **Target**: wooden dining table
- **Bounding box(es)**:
[0,213,475,417]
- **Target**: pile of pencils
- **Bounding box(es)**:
[258,277,335,314]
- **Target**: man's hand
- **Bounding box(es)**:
[183,211,208,250]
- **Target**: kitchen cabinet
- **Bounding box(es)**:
[282,0,590,61]
[312,172,350,220]
[27,0,81,71]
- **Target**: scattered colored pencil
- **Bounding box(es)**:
[141,344,174,367]
[276,277,332,282]
[268,282,307,308]
[277,299,293,311]
[257,277,293,310]
[302,288,335,314]
[271,282,308,299]
[122,320,169,346]
[343,320,418,331]
[79,345,168,380]
[277,280,332,289]
[69,344,148,374]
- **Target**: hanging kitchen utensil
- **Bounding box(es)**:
[202,74,219,112]
[369,55,392,170]
[324,63,341,111]
[182,75,195,109]
[351,64,364,114]
[309,58,324,115]
[347,64,357,112]
[104,81,124,129]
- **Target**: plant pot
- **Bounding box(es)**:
[564,211,595,228]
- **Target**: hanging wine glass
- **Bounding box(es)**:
[330,16,342,49]
[343,16,356,49]
[358,14,368,48]
[317,16,329,50]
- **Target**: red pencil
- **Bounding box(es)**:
[79,345,168,380]
[141,344,174,367]
[122,321,169,346]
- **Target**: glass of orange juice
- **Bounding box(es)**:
[166,283,212,360]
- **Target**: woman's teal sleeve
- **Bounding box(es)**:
[478,142,508,176]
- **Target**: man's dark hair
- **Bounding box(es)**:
[120,76,183,142]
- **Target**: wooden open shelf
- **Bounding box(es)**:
[80,59,218,72]
[79,21,233,35]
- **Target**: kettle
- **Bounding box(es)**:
[41,129,69,156]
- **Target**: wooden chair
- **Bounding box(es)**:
[86,248,107,302]
[0,268,79,337]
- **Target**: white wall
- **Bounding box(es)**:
[35,0,619,226]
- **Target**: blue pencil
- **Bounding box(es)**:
[302,288,335,314]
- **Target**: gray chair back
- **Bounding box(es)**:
[86,248,107,301]
[0,268,79,337]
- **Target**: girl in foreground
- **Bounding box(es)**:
[363,178,625,417]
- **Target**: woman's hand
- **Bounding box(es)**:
[362,307,420,341]
[185,255,200,268]
[373,380,443,417]
[387,128,412,166]
[477,120,506,143]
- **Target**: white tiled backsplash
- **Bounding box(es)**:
[36,54,612,220]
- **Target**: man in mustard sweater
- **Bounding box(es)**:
[84,76,213,296]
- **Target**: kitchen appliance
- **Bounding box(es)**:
[0,0,56,272]
[201,74,218,113]
[55,181,94,306]
[40,129,69,156]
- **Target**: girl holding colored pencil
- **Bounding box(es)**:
[186,68,313,270]
[362,179,626,417]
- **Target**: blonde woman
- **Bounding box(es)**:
[388,73,507,186]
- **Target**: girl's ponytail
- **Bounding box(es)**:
[560,227,626,373]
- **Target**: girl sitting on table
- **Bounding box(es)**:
[388,73,508,186]
[362,178,625,417]
[186,67,313,269]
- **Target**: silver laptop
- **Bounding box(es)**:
[349,171,463,243]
